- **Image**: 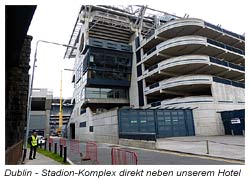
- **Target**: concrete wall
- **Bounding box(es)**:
[212,82,245,103]
[192,103,225,136]
[30,110,50,137]
[29,89,52,138]
[73,108,93,141]
[93,108,119,144]
[72,108,119,144]
[30,113,46,129]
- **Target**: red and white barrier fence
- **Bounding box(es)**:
[111,148,138,165]
[81,141,99,164]
[70,139,79,154]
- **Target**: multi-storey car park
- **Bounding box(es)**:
[64,5,245,143]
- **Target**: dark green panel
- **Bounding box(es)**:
[118,108,195,139]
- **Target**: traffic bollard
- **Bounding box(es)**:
[206,140,209,154]
[231,129,234,136]
[60,145,63,157]
[63,146,67,163]
[54,143,57,154]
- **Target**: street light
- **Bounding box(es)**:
[22,40,76,163]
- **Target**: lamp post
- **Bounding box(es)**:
[22,40,76,163]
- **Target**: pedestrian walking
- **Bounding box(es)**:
[29,131,38,160]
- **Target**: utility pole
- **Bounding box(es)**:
[58,70,63,136]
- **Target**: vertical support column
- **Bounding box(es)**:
[45,90,52,141]
[45,109,51,140]
[44,140,47,150]
[141,63,147,105]
[129,31,140,108]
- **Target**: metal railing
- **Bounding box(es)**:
[111,148,138,165]
[80,141,99,164]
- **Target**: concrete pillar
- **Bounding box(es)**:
[129,31,140,108]
[45,110,50,139]
[141,63,147,106]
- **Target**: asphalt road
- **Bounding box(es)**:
[47,137,243,165]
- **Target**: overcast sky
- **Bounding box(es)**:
[27,0,247,98]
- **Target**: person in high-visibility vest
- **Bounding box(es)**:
[29,131,38,160]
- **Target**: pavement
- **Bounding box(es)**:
[156,135,245,161]
[22,149,61,165]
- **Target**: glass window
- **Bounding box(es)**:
[101,88,111,98]
[79,121,86,127]
[86,88,100,99]
[89,126,94,132]
[88,48,132,74]
[89,55,94,62]
[85,87,128,99]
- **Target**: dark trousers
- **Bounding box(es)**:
[29,145,37,159]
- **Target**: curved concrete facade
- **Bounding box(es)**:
[140,55,244,82]
[140,18,244,50]
[139,35,244,66]
[136,18,245,136]
[144,75,212,95]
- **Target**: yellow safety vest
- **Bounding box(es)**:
[31,135,38,146]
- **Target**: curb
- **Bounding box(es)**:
[67,158,75,165]
[156,148,245,163]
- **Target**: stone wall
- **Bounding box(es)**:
[5,35,32,164]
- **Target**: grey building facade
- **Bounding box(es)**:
[64,6,244,143]
[29,88,52,137]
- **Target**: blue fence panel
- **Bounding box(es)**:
[119,108,195,139]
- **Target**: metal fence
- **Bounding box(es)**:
[80,141,99,164]
[59,138,67,147]
[111,148,138,165]
[70,139,79,154]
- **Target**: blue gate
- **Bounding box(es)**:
[118,108,195,140]
[220,109,245,135]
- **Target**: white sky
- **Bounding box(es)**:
[25,0,247,99]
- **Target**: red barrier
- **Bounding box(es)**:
[59,138,67,147]
[70,139,79,154]
[111,148,138,165]
[48,137,53,144]
[81,141,99,164]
